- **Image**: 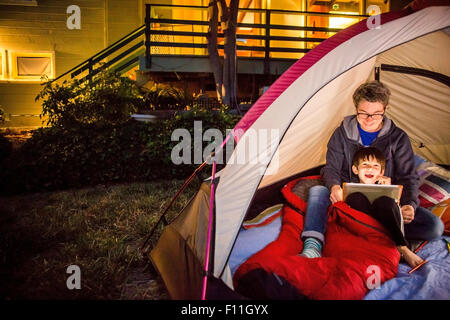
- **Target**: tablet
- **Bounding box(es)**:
[342,182,403,204]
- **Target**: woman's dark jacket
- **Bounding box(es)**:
[321,115,420,209]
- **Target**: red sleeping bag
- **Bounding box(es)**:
[233,176,400,300]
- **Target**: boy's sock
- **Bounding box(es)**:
[300,237,323,258]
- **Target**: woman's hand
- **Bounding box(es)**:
[377,176,391,185]
[401,205,415,224]
[330,185,343,203]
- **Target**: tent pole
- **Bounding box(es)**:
[201,154,217,300]
[140,132,234,255]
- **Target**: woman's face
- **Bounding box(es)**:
[356,100,385,132]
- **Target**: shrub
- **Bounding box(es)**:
[1,108,240,194]
[0,108,13,167]
[36,70,147,128]
[0,132,12,166]
[1,70,241,194]
[141,83,188,111]
[144,106,240,176]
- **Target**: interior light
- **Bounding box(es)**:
[329,11,359,29]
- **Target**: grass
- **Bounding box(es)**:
[0,178,201,299]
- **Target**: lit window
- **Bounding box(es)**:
[17,57,51,76]
[10,51,54,80]
[329,11,359,29]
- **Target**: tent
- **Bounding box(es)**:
[148,0,450,299]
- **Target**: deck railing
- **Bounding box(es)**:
[53,4,368,83]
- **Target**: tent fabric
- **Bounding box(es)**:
[233,176,400,300]
[261,28,450,188]
[231,10,409,141]
[150,1,450,299]
[215,6,450,284]
[374,30,450,164]
[149,182,212,299]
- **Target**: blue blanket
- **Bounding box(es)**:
[364,236,450,300]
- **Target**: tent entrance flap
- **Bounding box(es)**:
[149,225,204,299]
[149,182,212,299]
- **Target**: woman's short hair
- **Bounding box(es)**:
[352,146,386,171]
[353,81,391,108]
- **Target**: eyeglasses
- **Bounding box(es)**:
[356,112,384,120]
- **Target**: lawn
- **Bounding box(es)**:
[0,179,201,299]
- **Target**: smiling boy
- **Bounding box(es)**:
[351,148,389,185]
[348,147,424,268]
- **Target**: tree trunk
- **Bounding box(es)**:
[207,0,241,114]
[223,0,239,111]
[207,1,223,101]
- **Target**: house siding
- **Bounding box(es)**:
[0,0,140,127]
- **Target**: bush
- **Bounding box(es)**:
[36,70,147,128]
[36,70,194,129]
[0,70,240,194]
[0,109,13,167]
[1,108,240,194]
[145,106,240,175]
[0,106,5,123]
[0,132,12,166]
[141,83,188,111]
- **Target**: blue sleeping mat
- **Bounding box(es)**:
[229,218,450,300]
[364,236,450,300]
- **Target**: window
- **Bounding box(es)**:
[17,57,51,76]
[10,51,55,80]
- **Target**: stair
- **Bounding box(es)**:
[52,25,146,84]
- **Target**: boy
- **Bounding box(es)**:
[346,147,423,268]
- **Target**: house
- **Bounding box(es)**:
[0,0,398,128]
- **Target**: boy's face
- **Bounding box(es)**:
[352,155,384,184]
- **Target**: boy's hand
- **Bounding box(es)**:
[401,205,415,224]
[377,176,391,185]
[330,185,343,203]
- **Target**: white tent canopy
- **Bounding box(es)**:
[215,6,450,287]
[150,2,450,299]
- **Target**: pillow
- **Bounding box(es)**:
[228,205,283,276]
[414,154,428,169]
[429,199,450,236]
[417,165,450,208]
